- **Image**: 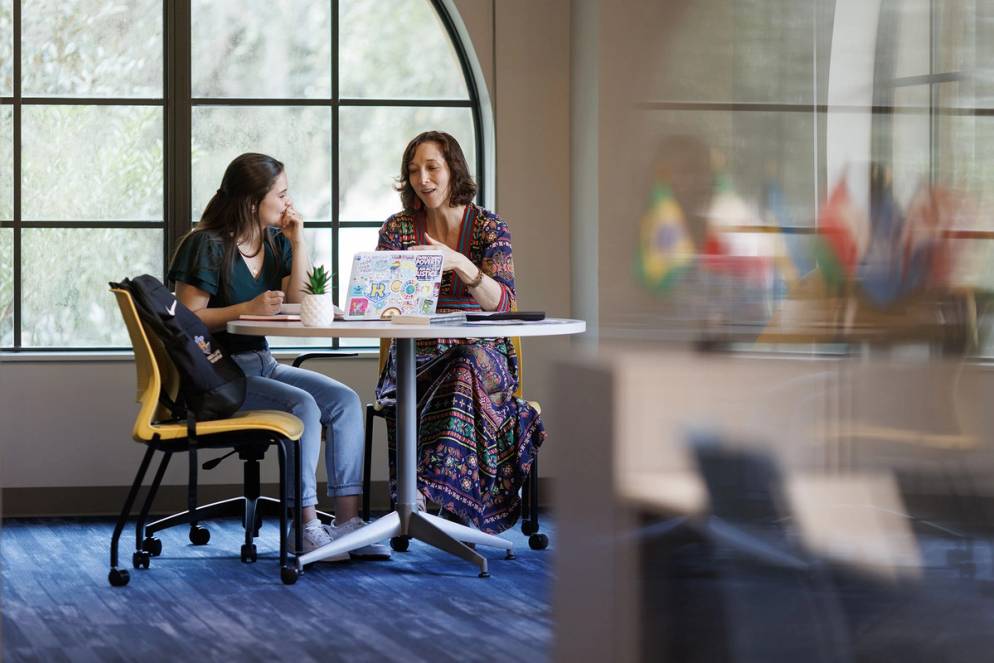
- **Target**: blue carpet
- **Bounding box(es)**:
[1,516,553,662]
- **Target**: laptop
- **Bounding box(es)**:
[343,251,445,320]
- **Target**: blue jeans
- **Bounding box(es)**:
[232,350,364,507]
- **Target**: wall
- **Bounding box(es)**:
[0,0,573,515]
[569,0,660,336]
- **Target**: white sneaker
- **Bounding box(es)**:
[326,517,392,560]
[289,519,349,562]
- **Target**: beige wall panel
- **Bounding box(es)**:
[0,357,386,490]
[494,0,572,476]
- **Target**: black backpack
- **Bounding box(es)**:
[112,275,246,421]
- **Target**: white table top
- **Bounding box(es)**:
[227,317,587,339]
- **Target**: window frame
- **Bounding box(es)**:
[876,0,994,358]
[875,0,993,238]
[0,0,487,352]
[1,0,168,351]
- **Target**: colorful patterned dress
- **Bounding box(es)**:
[374,203,546,534]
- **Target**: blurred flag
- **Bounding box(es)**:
[946,192,990,291]
[636,182,695,292]
[902,184,953,295]
[858,167,905,307]
[814,176,869,289]
[707,172,767,258]
[764,179,815,284]
[703,172,773,283]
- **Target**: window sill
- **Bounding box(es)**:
[0,349,380,363]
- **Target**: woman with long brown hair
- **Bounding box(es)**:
[168,152,388,559]
[375,132,545,534]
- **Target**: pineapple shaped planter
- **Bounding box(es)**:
[301,265,334,326]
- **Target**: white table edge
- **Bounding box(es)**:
[227,318,587,338]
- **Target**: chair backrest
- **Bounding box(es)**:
[111,288,182,442]
[376,335,525,400]
[510,336,525,400]
[377,338,390,374]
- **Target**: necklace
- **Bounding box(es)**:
[238,241,262,259]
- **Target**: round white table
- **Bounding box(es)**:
[227,317,586,576]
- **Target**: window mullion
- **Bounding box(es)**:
[929,0,936,188]
[331,0,340,349]
[12,0,21,349]
[165,0,192,274]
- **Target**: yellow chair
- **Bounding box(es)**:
[358,335,549,551]
[108,287,306,587]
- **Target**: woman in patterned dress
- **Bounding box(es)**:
[375,131,545,534]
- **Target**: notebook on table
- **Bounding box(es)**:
[237,303,343,322]
[343,251,447,320]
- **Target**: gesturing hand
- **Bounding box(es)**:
[410,232,465,272]
[279,204,304,245]
[246,290,285,315]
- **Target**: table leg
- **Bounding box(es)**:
[396,337,418,529]
[296,337,513,573]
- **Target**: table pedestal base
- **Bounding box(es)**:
[295,506,514,576]
[292,337,515,576]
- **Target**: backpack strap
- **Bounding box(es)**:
[157,392,186,421]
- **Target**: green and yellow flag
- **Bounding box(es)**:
[636,183,695,293]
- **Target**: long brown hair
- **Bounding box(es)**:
[174,153,285,295]
[395,131,477,211]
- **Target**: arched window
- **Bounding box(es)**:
[0,0,485,350]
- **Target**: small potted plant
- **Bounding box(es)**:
[300,264,334,326]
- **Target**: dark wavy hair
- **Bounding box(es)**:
[395,131,477,211]
[173,152,285,294]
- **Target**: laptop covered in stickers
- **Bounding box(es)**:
[343,251,446,320]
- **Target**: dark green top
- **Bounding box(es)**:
[167,228,293,354]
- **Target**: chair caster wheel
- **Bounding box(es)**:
[142,537,162,556]
[132,551,151,569]
[521,520,538,536]
[281,566,300,585]
[478,571,491,578]
[108,568,131,587]
[241,543,257,563]
[189,526,210,545]
[505,550,516,560]
[528,533,549,550]
[390,536,410,552]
